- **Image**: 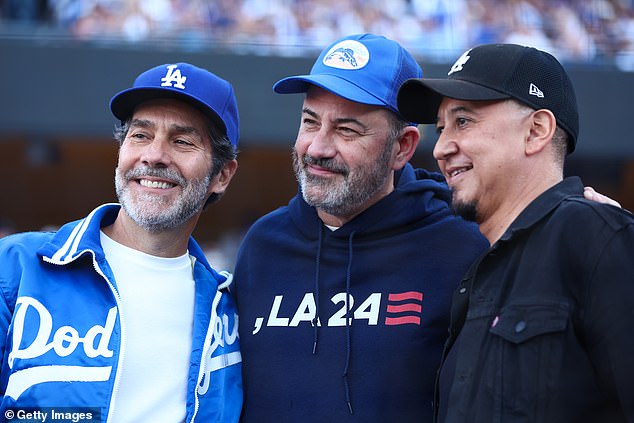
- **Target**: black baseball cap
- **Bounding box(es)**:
[397,44,579,152]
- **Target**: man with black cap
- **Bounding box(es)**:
[0,63,242,422]
[398,43,634,422]
[233,34,488,422]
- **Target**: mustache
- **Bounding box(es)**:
[124,166,186,186]
[302,154,349,176]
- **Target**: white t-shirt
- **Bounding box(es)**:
[100,231,196,423]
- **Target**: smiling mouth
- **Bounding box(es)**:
[307,164,343,176]
[447,166,472,179]
[139,179,176,189]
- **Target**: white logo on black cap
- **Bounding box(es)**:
[161,64,187,89]
[448,49,472,75]
[529,83,544,98]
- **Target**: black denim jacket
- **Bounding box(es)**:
[437,177,634,423]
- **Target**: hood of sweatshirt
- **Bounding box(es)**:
[288,163,452,238]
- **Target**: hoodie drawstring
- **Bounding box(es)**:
[313,225,355,415]
[343,231,355,415]
[312,225,324,355]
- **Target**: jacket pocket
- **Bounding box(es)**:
[487,301,571,422]
[489,301,569,343]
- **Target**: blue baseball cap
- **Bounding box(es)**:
[273,34,422,118]
[110,63,239,148]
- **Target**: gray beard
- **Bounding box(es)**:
[115,166,211,232]
[292,142,393,218]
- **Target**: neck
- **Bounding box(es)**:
[102,209,196,258]
[316,181,395,227]
[480,170,562,245]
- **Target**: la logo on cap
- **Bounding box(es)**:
[322,40,370,70]
[161,64,187,89]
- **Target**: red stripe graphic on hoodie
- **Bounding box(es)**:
[385,291,423,326]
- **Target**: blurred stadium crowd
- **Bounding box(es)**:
[1,0,634,70]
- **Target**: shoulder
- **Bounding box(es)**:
[0,232,53,308]
[558,197,634,232]
[0,231,53,256]
[538,198,634,264]
[423,209,487,247]
[241,204,293,241]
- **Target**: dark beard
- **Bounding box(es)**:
[451,191,478,222]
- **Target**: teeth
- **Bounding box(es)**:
[449,167,472,178]
[139,179,174,189]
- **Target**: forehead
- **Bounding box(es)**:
[130,98,210,129]
[438,97,517,119]
[303,86,388,120]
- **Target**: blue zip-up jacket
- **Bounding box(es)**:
[0,204,242,422]
[235,164,489,422]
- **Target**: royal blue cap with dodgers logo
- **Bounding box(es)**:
[273,33,422,118]
[110,63,239,149]
[397,44,579,153]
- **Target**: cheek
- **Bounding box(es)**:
[436,160,447,175]
[294,135,310,156]
[116,149,134,170]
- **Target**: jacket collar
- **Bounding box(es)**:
[37,204,215,277]
[499,176,584,242]
[38,203,119,264]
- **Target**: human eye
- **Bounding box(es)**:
[337,125,361,138]
[456,116,470,128]
[127,131,150,142]
[301,116,319,129]
[174,138,195,146]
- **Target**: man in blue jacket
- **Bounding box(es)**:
[0,63,242,422]
[234,34,489,423]
[398,43,634,422]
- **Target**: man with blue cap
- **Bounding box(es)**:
[234,34,488,422]
[0,63,242,422]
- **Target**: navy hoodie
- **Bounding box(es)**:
[234,163,488,422]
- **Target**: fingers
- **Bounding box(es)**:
[584,186,622,208]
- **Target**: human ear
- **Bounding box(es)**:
[209,159,238,196]
[393,125,420,170]
[525,109,556,156]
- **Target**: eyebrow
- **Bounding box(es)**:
[448,105,475,116]
[437,104,479,122]
[129,118,154,129]
[129,119,202,137]
[302,107,370,132]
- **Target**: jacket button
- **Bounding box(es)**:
[515,320,527,333]
[459,287,467,294]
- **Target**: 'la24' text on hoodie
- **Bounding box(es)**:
[234,164,488,422]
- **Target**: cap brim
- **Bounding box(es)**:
[110,87,227,135]
[397,78,510,124]
[273,74,388,108]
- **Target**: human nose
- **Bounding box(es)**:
[433,132,457,162]
[305,129,336,159]
[140,138,171,167]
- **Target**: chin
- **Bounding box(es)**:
[451,192,478,222]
